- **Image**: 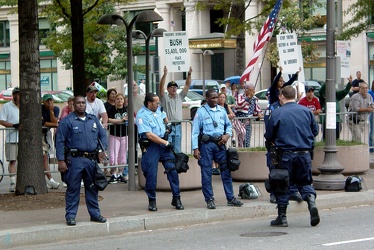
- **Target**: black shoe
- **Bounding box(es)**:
[270,193,276,204]
[108,175,118,184]
[289,192,303,202]
[117,175,127,183]
[171,197,184,210]
[212,168,220,175]
[90,215,107,223]
[227,198,243,207]
[207,199,216,209]
[66,218,76,226]
[148,200,157,211]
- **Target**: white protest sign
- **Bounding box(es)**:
[277,33,300,73]
[336,40,351,78]
[163,31,190,72]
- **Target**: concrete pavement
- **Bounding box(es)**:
[1,168,374,248]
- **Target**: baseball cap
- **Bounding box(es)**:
[86,85,98,92]
[306,86,314,92]
[167,81,178,88]
[12,87,20,95]
[42,94,53,101]
[220,84,226,89]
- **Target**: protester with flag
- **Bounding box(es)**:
[240,0,283,83]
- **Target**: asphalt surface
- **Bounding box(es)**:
[1,167,374,248]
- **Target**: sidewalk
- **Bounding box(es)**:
[1,169,374,248]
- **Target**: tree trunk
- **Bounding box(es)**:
[71,0,87,96]
[17,0,47,195]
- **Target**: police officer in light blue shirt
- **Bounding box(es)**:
[192,89,243,209]
[56,96,108,226]
[136,93,183,212]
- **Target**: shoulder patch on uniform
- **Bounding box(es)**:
[138,118,143,125]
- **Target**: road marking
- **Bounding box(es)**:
[323,237,374,246]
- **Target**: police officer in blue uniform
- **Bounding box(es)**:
[192,89,243,209]
[265,86,320,227]
[136,93,183,212]
[56,96,108,226]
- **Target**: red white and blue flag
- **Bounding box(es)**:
[240,0,283,83]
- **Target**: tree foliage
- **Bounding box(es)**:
[339,0,374,40]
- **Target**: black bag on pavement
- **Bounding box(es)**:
[94,164,108,191]
[226,147,240,171]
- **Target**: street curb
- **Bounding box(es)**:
[1,190,373,248]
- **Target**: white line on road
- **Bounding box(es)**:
[323,237,374,246]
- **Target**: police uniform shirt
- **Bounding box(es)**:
[136,106,166,138]
[191,104,232,150]
[265,102,318,151]
[55,112,108,161]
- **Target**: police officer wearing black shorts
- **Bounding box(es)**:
[265,86,320,227]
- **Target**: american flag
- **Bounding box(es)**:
[240,0,283,83]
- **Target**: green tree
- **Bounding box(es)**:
[339,0,374,40]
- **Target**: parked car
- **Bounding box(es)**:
[165,89,204,120]
[254,89,269,112]
[175,79,220,96]
[0,88,14,101]
[41,91,73,103]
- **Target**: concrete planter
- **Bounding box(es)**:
[312,145,369,175]
[138,157,202,191]
[231,151,268,181]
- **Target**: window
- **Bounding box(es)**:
[39,18,51,45]
[0,21,10,48]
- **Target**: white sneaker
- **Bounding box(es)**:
[62,182,67,188]
[9,182,15,192]
[47,179,60,189]
[81,180,84,188]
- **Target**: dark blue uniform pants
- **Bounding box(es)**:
[141,142,180,200]
[275,151,316,205]
[266,152,299,195]
[64,156,101,220]
[199,142,234,202]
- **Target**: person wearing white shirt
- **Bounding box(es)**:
[85,85,108,129]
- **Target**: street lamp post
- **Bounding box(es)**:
[313,0,345,190]
[132,28,167,94]
[193,49,214,98]
[98,10,163,191]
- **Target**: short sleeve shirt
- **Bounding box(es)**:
[85,97,106,118]
[0,101,19,143]
[161,91,187,121]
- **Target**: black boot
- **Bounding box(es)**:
[270,204,288,227]
[171,196,184,210]
[306,194,320,226]
[148,200,157,211]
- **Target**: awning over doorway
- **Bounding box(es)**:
[189,32,236,49]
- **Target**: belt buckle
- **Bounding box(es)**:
[83,152,89,157]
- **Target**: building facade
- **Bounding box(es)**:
[0,1,372,93]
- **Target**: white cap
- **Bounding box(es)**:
[220,84,226,89]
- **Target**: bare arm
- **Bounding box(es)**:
[145,131,169,145]
[182,67,193,95]
[159,66,168,98]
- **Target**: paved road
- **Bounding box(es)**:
[14,206,374,250]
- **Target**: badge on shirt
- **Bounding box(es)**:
[93,122,97,129]
[138,118,143,125]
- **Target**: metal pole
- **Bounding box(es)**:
[126,17,137,191]
[154,24,160,96]
[145,35,151,94]
[202,53,206,98]
[313,0,345,190]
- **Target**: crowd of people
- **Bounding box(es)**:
[0,66,372,228]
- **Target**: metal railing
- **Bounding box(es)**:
[1,111,372,180]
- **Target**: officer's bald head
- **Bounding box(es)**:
[280,86,295,100]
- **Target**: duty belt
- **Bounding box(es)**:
[70,151,97,159]
[282,150,309,154]
[201,135,222,144]
[171,122,181,126]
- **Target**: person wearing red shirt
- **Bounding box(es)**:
[298,87,322,115]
